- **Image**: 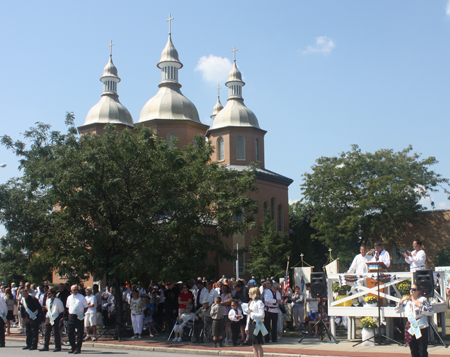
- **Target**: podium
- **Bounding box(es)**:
[366,262,388,305]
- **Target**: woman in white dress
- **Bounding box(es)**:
[245,287,267,357]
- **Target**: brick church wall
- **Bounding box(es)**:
[378,209,450,271]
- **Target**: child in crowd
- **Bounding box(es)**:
[210,296,224,347]
[308,304,329,337]
[173,306,195,342]
[143,308,158,337]
[194,301,211,343]
[305,283,319,322]
[228,300,244,346]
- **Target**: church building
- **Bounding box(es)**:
[77,18,293,280]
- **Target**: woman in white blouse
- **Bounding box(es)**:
[245,287,267,357]
[395,284,434,357]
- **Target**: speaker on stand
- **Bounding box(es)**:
[299,272,338,344]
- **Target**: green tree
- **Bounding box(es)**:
[1,115,258,330]
[248,214,291,282]
[301,145,450,267]
[289,201,328,271]
[0,178,54,284]
[435,247,450,267]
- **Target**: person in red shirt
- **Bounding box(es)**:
[178,285,193,317]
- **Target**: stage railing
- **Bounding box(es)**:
[326,272,447,340]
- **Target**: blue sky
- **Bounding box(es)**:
[1,1,450,237]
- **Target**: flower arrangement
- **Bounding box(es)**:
[397,279,411,295]
[361,317,377,329]
[332,282,351,294]
[364,296,378,304]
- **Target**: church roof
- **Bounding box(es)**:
[226,165,293,186]
[138,21,201,124]
[210,47,260,131]
[82,44,134,128]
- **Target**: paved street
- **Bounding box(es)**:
[1,340,220,357]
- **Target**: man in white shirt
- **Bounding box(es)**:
[370,241,390,269]
[263,282,281,343]
[41,288,65,352]
[66,285,88,354]
[347,245,373,274]
[199,281,218,307]
[84,287,98,341]
[402,239,426,272]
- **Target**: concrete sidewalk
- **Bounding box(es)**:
[6,332,450,357]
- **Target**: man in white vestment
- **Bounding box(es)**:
[402,239,426,272]
[347,245,373,274]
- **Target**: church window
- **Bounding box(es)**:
[167,132,177,148]
[255,138,260,162]
[218,137,224,161]
[237,136,245,160]
[263,202,269,217]
[271,198,276,229]
[233,207,243,222]
[270,198,275,220]
[277,205,283,232]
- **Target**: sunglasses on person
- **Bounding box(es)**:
[410,288,417,292]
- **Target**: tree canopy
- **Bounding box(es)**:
[301,145,450,267]
[0,114,258,285]
[247,214,291,281]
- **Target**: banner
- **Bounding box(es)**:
[325,259,339,275]
[294,266,313,292]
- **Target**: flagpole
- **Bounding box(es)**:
[236,243,239,280]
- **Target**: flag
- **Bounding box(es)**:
[282,260,290,300]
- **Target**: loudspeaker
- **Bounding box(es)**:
[413,269,434,297]
[310,272,327,298]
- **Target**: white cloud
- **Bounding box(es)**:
[289,199,300,205]
[437,201,449,209]
[302,36,336,55]
[446,0,450,16]
[195,55,233,84]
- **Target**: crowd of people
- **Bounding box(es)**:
[0,275,308,356]
[0,240,435,357]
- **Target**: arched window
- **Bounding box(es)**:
[255,138,260,162]
[218,137,224,161]
[167,133,177,148]
[237,136,245,160]
[270,198,276,229]
[277,205,283,232]
[263,202,269,217]
[270,198,275,220]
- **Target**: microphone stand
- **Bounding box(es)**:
[353,264,401,347]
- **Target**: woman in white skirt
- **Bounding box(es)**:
[245,287,268,357]
[130,290,145,339]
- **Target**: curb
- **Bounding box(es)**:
[6,337,342,357]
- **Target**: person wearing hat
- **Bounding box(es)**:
[84,287,98,341]
[193,299,211,343]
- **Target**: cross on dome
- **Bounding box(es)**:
[216,84,221,98]
[166,13,174,34]
[108,40,114,57]
[231,45,238,62]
